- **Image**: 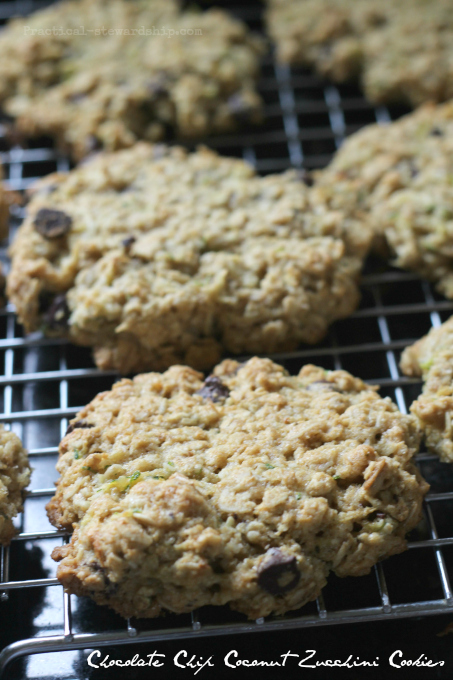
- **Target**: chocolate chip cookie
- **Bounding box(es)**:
[0,427,31,545]
[314,101,453,297]
[8,143,372,374]
[401,317,453,463]
[49,357,428,620]
[0,0,263,160]
[265,0,453,107]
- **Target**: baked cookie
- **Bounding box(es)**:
[401,317,453,463]
[0,427,31,545]
[7,143,371,374]
[314,101,453,297]
[265,0,453,107]
[49,357,427,620]
[0,0,263,160]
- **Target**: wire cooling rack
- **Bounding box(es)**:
[1,0,453,677]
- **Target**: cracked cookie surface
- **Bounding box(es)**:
[49,357,428,620]
[0,0,263,159]
[8,143,371,374]
[265,0,453,107]
[0,427,31,545]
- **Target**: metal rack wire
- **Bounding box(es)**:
[1,0,453,677]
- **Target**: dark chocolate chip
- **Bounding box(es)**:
[295,169,315,187]
[33,208,72,239]
[41,293,70,332]
[430,127,443,136]
[122,236,136,252]
[257,549,300,596]
[209,558,225,575]
[147,77,169,100]
[196,376,230,402]
[367,511,386,522]
[409,162,419,178]
[91,563,119,596]
[305,380,342,392]
[104,576,119,596]
[227,92,258,125]
[66,420,95,435]
[209,583,221,593]
[85,134,103,153]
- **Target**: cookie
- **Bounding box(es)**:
[49,357,427,620]
[265,0,453,107]
[0,427,31,545]
[0,0,263,160]
[7,143,371,374]
[401,318,453,463]
[314,101,453,297]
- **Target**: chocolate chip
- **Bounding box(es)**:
[227,92,258,125]
[295,169,315,187]
[430,127,443,136]
[66,420,95,435]
[33,208,72,239]
[196,376,230,402]
[147,77,169,100]
[85,134,103,154]
[409,162,419,178]
[41,293,70,332]
[209,583,221,593]
[257,549,300,596]
[305,380,342,392]
[367,511,386,521]
[122,236,136,252]
[209,558,225,575]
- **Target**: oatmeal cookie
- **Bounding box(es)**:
[7,143,371,374]
[314,101,453,297]
[401,317,453,463]
[265,0,453,107]
[49,357,427,620]
[0,427,31,545]
[0,0,263,160]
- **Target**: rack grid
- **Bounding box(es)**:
[1,0,453,677]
